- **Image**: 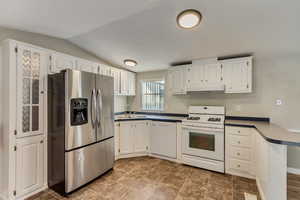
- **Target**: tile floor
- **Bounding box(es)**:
[287,173,300,200]
[29,156,261,200]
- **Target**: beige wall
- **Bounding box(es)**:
[0,26,127,113]
[0,26,102,63]
[127,56,300,168]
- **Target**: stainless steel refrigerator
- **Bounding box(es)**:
[48,69,114,195]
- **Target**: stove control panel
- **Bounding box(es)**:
[187,117,200,121]
[208,117,221,122]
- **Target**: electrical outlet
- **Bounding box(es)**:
[276,99,283,106]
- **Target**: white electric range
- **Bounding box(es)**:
[181,106,225,173]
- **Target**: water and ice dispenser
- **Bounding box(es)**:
[70,98,88,126]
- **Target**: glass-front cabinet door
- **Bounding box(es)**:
[16,45,46,138]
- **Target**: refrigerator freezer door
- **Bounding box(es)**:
[65,70,97,151]
[65,141,107,193]
[96,75,114,141]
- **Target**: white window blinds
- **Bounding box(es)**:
[142,80,165,111]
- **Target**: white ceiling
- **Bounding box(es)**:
[1,0,300,72]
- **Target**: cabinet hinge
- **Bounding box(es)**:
[14,47,18,53]
[13,190,16,196]
[14,130,17,135]
[14,146,17,151]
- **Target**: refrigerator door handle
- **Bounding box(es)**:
[91,89,96,129]
[96,89,103,129]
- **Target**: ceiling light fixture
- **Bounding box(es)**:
[177,9,202,29]
[124,59,137,67]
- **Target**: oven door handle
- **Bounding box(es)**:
[182,125,224,134]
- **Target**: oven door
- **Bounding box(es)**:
[182,125,224,161]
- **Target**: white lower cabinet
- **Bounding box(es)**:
[15,135,45,198]
[114,123,120,157]
[255,129,287,200]
[150,121,177,159]
[118,121,149,155]
[225,126,255,178]
[116,120,178,159]
[133,122,149,152]
[119,122,134,154]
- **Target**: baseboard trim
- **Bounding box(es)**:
[149,153,181,163]
[16,186,48,200]
[288,129,300,133]
[256,177,266,200]
[287,167,300,175]
[116,152,149,159]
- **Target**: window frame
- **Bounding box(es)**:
[140,78,165,112]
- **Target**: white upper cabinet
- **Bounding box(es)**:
[49,52,135,96]
[16,45,46,138]
[187,60,223,91]
[99,64,112,76]
[50,53,76,73]
[127,71,136,96]
[204,63,223,86]
[221,57,252,93]
[169,65,188,95]
[111,68,121,95]
[120,70,129,95]
[76,59,98,73]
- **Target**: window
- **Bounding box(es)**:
[141,80,165,111]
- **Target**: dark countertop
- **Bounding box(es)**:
[225,120,300,146]
[114,112,300,146]
[114,115,183,123]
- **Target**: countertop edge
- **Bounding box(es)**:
[114,118,182,123]
[225,122,300,146]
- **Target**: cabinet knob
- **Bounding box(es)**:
[40,140,44,144]
[237,164,241,168]
[238,141,241,144]
[237,153,240,156]
[238,131,241,133]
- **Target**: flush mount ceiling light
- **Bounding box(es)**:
[124,59,137,67]
[177,9,202,29]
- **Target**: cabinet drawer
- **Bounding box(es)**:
[229,146,251,161]
[229,135,251,148]
[226,126,252,136]
[228,158,251,173]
